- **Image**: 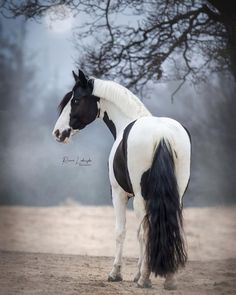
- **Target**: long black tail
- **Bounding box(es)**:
[141,138,187,277]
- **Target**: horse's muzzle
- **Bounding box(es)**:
[53,128,71,143]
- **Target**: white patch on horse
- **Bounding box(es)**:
[53,96,72,138]
[127,116,191,201]
[93,79,151,119]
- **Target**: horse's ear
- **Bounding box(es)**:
[78,69,87,87]
[72,70,79,82]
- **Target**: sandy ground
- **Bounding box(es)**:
[0,205,236,294]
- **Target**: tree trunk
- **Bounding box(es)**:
[208,0,236,81]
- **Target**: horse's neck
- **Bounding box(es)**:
[99,99,135,137]
[93,78,151,138]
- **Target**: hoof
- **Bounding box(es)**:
[108,274,123,282]
[164,280,177,290]
[137,278,152,288]
[133,272,140,283]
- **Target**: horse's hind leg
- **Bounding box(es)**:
[108,186,128,282]
[164,273,177,290]
[133,194,152,288]
[133,225,143,283]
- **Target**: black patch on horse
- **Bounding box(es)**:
[103,111,116,139]
[58,91,73,114]
[113,120,136,195]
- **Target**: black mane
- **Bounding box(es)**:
[58,91,72,114]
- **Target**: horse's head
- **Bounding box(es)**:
[52,70,99,143]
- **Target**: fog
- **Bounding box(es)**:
[0,15,235,207]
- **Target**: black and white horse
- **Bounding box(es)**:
[53,70,191,289]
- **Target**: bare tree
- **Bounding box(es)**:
[1,0,235,92]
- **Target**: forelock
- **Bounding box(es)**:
[58,91,73,114]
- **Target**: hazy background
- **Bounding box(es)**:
[0,10,235,207]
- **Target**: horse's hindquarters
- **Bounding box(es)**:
[126,116,190,282]
[126,116,191,198]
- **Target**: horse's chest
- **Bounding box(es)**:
[113,121,136,195]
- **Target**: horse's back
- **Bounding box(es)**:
[128,116,189,147]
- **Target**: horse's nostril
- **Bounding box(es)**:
[54,129,60,138]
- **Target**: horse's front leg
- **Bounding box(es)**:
[108,186,128,282]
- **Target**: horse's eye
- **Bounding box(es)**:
[73,98,79,104]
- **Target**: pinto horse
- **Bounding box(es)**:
[52,69,191,289]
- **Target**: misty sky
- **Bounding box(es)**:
[27,18,76,91]
[0,8,235,207]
